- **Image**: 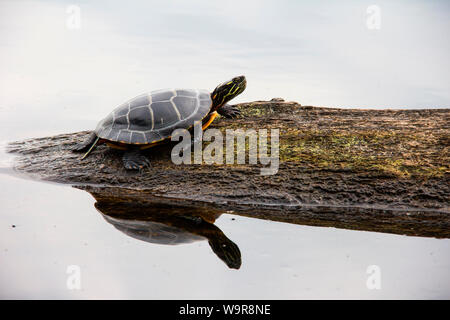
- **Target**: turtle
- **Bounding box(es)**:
[93,198,242,269]
[100,213,242,269]
[73,75,247,169]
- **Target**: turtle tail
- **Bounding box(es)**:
[81,136,100,160]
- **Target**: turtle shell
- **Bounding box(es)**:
[101,214,205,245]
[95,89,212,144]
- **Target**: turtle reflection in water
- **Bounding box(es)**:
[93,196,242,269]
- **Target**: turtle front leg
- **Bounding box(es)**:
[122,148,151,170]
[217,104,241,119]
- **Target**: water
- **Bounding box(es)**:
[0,0,449,299]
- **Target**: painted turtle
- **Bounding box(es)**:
[73,75,246,169]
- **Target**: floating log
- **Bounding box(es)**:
[7,100,450,238]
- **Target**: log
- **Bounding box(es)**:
[7,100,450,238]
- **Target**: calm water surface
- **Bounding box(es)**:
[0,0,449,299]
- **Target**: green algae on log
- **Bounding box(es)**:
[7,100,450,237]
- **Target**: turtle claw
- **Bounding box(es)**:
[124,161,139,170]
[122,150,151,170]
[218,104,241,119]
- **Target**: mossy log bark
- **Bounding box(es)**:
[7,101,450,238]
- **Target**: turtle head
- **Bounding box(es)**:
[211,75,246,111]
